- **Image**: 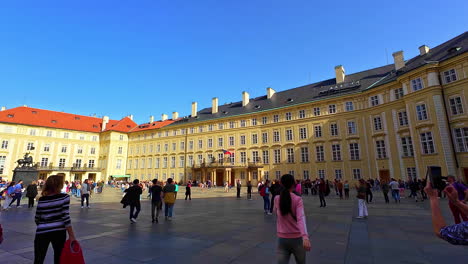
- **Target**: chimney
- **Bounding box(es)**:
[161,114,168,121]
[149,115,154,123]
[334,65,345,84]
[392,51,405,71]
[127,115,133,121]
[419,45,430,56]
[102,116,109,131]
[191,102,197,117]
[1,106,5,111]
[267,87,276,99]
[212,97,218,114]
[242,91,250,106]
[172,112,179,120]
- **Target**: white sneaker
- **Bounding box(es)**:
[355,216,364,219]
[87,206,91,208]
[17,206,22,208]
[267,212,272,215]
[130,218,137,223]
[81,206,84,208]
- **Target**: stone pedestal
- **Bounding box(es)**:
[12,167,39,184]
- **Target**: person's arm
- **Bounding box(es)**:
[295,198,311,251]
[444,186,468,216]
[62,195,76,241]
[424,181,447,238]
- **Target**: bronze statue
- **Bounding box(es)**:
[17,152,34,167]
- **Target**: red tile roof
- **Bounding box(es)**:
[130,120,176,132]
[0,106,137,133]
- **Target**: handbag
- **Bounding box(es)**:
[164,192,176,204]
[60,240,85,264]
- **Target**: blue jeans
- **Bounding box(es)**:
[165,203,174,217]
[263,196,270,212]
[76,189,81,198]
[392,189,400,202]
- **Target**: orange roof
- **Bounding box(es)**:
[0,106,137,133]
[130,119,176,132]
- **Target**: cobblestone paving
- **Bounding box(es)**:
[1,187,467,263]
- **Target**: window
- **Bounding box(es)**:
[0,156,5,174]
[149,144,153,153]
[330,123,338,136]
[218,137,223,147]
[288,171,295,176]
[287,148,295,163]
[329,104,336,114]
[135,159,139,169]
[44,144,50,152]
[299,127,307,140]
[376,140,387,158]
[394,88,404,100]
[199,126,204,133]
[252,134,258,144]
[318,170,325,179]
[229,136,235,146]
[345,101,354,111]
[411,78,423,91]
[262,150,269,164]
[240,152,247,163]
[27,142,35,151]
[164,144,168,152]
[163,157,168,168]
[64,132,69,139]
[230,153,235,164]
[264,171,269,180]
[148,158,152,168]
[347,121,356,135]
[30,129,36,136]
[454,128,468,152]
[315,146,324,161]
[171,157,176,168]
[313,107,320,116]
[77,146,83,154]
[273,115,279,123]
[208,124,213,131]
[262,117,268,125]
[188,155,193,166]
[79,134,85,140]
[275,171,281,179]
[128,160,132,169]
[40,158,48,167]
[314,125,322,138]
[59,158,66,167]
[240,172,246,180]
[335,169,343,179]
[352,169,361,180]
[443,69,457,84]
[286,129,293,141]
[240,135,246,145]
[332,144,342,161]
[189,141,194,150]
[180,142,185,150]
[198,140,203,149]
[420,132,435,154]
[218,153,224,163]
[155,158,160,168]
[252,118,257,126]
[90,147,96,155]
[1,140,8,149]
[285,112,292,121]
[240,120,246,127]
[407,167,417,180]
[370,95,380,106]
[349,143,360,160]
[141,158,145,169]
[398,111,409,126]
[179,156,185,167]
[157,144,161,152]
[119,135,124,140]
[262,132,268,143]
[373,116,383,131]
[252,151,259,163]
[300,147,309,162]
[416,104,428,121]
[208,138,213,148]
[274,149,281,164]
[190,127,195,134]
[116,159,122,169]
[172,143,176,151]
[299,110,306,119]
[449,97,464,115]
[401,136,414,157]
[273,131,280,142]
[218,123,224,130]
[88,160,95,168]
[303,170,310,180]
[46,131,52,137]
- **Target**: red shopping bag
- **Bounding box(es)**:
[60,239,85,264]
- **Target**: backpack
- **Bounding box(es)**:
[259,186,266,197]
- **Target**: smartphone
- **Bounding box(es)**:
[426,166,446,192]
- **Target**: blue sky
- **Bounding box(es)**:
[1,0,467,124]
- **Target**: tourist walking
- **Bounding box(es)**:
[356,179,368,219]
[124,179,143,223]
[381,180,390,203]
[163,178,177,221]
[260,180,271,214]
[274,174,311,264]
[409,178,420,202]
[3,181,15,210]
[247,181,252,200]
[270,180,281,214]
[34,175,76,264]
[236,179,242,198]
[389,178,400,203]
[337,180,344,200]
[446,175,468,224]
[149,179,163,223]
[185,181,192,200]
[9,180,23,208]
[344,180,350,199]
[365,180,373,203]
[80,179,91,208]
[318,179,326,208]
[26,181,38,208]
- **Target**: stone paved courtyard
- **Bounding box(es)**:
[1,187,467,264]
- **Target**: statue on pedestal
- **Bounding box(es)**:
[16,152,34,168]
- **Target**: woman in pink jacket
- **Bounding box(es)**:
[274,174,311,264]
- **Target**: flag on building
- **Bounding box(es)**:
[222,149,232,156]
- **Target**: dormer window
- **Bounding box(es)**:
[92,125,98,128]
[32,111,37,114]
[75,116,80,120]
[287,98,293,102]
[7,114,13,118]
[51,120,57,123]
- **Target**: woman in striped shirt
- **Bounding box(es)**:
[34,175,76,264]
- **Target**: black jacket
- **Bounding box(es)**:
[26,184,38,198]
[121,185,142,207]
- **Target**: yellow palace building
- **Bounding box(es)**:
[1,32,468,185]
